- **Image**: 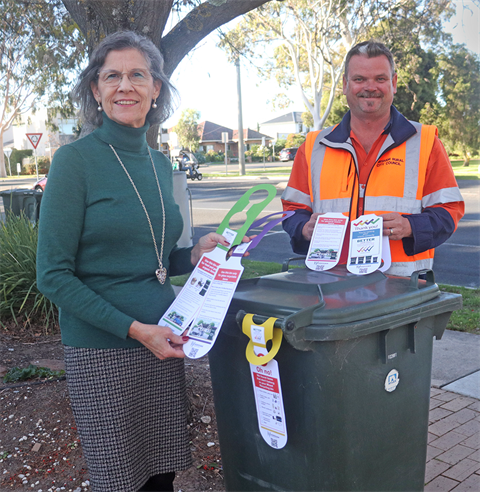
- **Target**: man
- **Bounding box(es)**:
[282,41,464,276]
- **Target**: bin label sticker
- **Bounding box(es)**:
[385,369,400,392]
[249,345,288,449]
[347,214,383,275]
[305,213,348,271]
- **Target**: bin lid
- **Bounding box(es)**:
[231,267,441,328]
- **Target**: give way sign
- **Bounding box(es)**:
[26,133,42,149]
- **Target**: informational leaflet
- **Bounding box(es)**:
[379,236,392,272]
[182,242,248,359]
[305,213,348,271]
[249,346,287,450]
[243,315,287,449]
[347,214,383,275]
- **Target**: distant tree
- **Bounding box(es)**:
[174,109,201,152]
[0,0,85,177]
[285,133,306,148]
[420,45,480,166]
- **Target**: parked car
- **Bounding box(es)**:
[279,147,298,162]
[32,175,47,192]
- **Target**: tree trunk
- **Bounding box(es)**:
[0,131,6,178]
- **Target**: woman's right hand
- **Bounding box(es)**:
[128,320,188,359]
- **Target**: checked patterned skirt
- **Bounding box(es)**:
[64,346,193,492]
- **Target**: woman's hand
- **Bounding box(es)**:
[128,320,188,359]
[191,232,254,266]
[190,232,229,266]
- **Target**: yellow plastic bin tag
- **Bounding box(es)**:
[242,314,283,365]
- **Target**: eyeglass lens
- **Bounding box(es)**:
[99,70,151,86]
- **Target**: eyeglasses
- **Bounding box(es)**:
[97,69,153,87]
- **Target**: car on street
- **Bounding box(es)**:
[279,147,298,162]
[32,175,47,192]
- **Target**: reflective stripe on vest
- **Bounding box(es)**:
[304,122,438,277]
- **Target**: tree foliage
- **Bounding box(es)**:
[219,0,454,130]
[174,108,201,152]
[420,45,480,165]
[0,0,86,177]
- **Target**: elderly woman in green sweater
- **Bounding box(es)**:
[37,31,233,492]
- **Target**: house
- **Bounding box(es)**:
[197,121,273,157]
[259,111,310,140]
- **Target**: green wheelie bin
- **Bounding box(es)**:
[208,265,462,491]
[0,188,42,221]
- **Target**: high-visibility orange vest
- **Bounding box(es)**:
[303,122,437,276]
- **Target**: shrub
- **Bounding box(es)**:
[0,214,58,332]
[23,157,50,175]
[194,152,206,164]
[285,133,306,148]
[9,149,33,174]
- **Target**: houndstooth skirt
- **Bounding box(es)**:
[64,346,193,492]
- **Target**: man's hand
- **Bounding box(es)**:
[302,213,322,241]
[380,212,412,240]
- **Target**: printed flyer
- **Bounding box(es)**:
[305,213,348,271]
[249,347,288,449]
[347,214,383,275]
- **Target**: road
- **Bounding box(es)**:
[187,175,480,288]
[1,173,479,288]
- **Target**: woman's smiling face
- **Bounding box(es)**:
[91,48,161,128]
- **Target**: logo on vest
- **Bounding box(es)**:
[376,157,404,167]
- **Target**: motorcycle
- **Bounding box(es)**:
[175,151,203,180]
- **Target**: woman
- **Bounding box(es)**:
[37,31,231,492]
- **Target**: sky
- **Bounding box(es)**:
[164,0,480,131]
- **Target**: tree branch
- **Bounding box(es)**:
[161,0,272,76]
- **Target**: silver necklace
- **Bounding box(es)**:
[110,144,167,284]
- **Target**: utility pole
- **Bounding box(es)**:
[235,57,245,176]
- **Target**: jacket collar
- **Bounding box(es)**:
[325,106,417,149]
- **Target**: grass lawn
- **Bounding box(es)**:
[451,158,479,180]
[200,158,479,180]
[172,259,479,335]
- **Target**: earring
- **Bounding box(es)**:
[152,99,157,109]
[97,102,102,112]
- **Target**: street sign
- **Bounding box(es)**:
[26,133,42,149]
[221,132,229,143]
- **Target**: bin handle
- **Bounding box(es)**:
[409,269,435,289]
[281,256,307,272]
[236,310,286,330]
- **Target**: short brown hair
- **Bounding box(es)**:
[345,41,396,77]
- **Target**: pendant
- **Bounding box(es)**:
[156,266,167,284]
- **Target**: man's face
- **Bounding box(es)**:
[343,54,397,120]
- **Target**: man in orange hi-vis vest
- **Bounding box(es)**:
[281,41,464,277]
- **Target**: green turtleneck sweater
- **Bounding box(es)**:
[37,115,193,349]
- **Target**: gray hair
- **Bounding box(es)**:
[345,41,396,77]
[74,31,178,127]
